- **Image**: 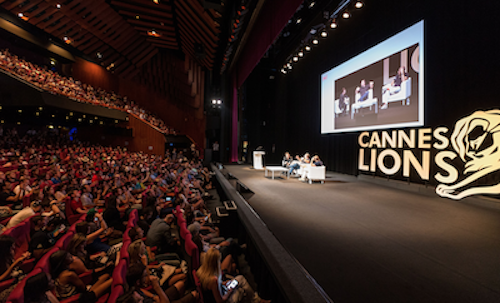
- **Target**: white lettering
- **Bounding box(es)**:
[403,150,430,180]
[434,151,459,184]
[377,149,401,175]
[398,129,415,148]
[358,149,369,171]
[370,149,377,172]
[359,132,370,148]
[418,128,432,149]
[381,131,397,148]
[433,127,449,150]
[369,132,381,148]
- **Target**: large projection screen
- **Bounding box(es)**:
[321,20,424,134]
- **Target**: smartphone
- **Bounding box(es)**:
[94,217,99,223]
[226,279,238,290]
[166,197,172,202]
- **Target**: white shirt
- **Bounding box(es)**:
[6,207,35,229]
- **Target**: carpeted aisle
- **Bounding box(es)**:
[225,164,500,303]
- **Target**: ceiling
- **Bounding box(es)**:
[0,0,225,79]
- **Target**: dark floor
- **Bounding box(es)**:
[225,164,500,303]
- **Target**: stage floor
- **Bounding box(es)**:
[225,165,500,303]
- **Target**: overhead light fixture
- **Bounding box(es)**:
[217,100,222,104]
[135,15,140,19]
[312,39,319,44]
[35,112,40,116]
[342,11,350,19]
[330,20,338,28]
[63,36,71,44]
[96,52,103,59]
[296,18,302,24]
[212,100,217,104]
[321,31,328,37]
[56,4,61,9]
[18,13,23,17]
[78,118,82,122]
[18,12,28,21]
[305,45,311,51]
[298,51,304,57]
[50,60,56,66]
[153,0,160,4]
[310,29,317,35]
[281,69,287,74]
[147,30,161,37]
[293,56,298,62]
[18,109,22,113]
[355,1,364,9]
[309,2,315,8]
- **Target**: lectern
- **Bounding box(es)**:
[253,151,265,169]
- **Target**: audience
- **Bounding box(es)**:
[0,49,177,135]
[23,272,59,303]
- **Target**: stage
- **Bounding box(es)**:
[224,164,500,303]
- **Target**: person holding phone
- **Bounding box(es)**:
[196,248,254,303]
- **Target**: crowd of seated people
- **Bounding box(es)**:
[0,126,260,303]
[0,49,175,135]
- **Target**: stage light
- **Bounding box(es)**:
[51,115,55,118]
[217,100,222,104]
[153,0,160,3]
[18,109,22,113]
[212,99,217,104]
[78,118,82,122]
[305,45,311,51]
[309,2,315,8]
[330,20,338,28]
[293,56,298,62]
[96,52,103,59]
[355,1,364,9]
[342,11,350,19]
[50,60,56,66]
[136,15,140,19]
[296,18,302,24]
[89,120,93,124]
[312,39,319,44]
[18,13,23,17]
[281,69,287,74]
[100,121,103,125]
[39,107,43,110]
[56,4,61,9]
[95,116,98,119]
[0,120,3,124]
[66,116,69,120]
[82,115,86,118]
[321,31,328,37]
[115,120,118,123]
[35,112,40,116]
[69,112,73,116]
[48,125,54,129]
[17,122,21,125]
[287,63,292,68]
[298,51,304,57]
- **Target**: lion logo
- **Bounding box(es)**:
[436,110,500,200]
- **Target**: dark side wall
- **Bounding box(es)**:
[243,0,500,181]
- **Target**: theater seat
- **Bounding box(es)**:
[3,217,33,259]
[192,269,204,303]
[6,267,42,303]
[108,285,124,303]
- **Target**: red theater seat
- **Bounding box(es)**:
[3,216,33,259]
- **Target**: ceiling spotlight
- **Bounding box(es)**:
[330,20,338,28]
[56,4,61,9]
[288,65,293,70]
[135,15,140,19]
[321,31,328,37]
[298,51,304,57]
[82,115,86,118]
[18,109,22,113]
[153,0,160,4]
[293,56,298,62]
[287,63,292,68]
[217,100,222,104]
[281,69,287,74]
[296,18,302,24]
[147,30,161,37]
[36,112,40,116]
[355,1,364,9]
[212,99,217,104]
[18,13,23,17]
[96,52,103,59]
[39,107,43,110]
[312,39,319,45]
[309,2,315,8]
[342,11,350,19]
[78,118,82,122]
[310,29,317,35]
[305,45,311,51]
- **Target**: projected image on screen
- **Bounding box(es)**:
[321,20,424,134]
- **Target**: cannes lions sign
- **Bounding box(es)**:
[358,110,500,200]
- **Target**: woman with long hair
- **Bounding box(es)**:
[66,233,113,275]
[196,248,254,303]
[24,272,59,303]
[128,239,186,287]
[49,250,111,302]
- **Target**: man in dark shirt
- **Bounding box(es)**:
[29,216,59,259]
[146,212,179,254]
[0,181,21,207]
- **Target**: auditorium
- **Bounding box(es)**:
[1,0,500,303]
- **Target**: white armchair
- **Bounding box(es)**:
[351,89,378,119]
[334,97,350,117]
[298,163,311,178]
[306,166,326,184]
[381,77,412,108]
